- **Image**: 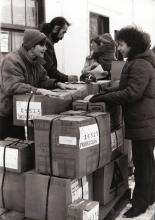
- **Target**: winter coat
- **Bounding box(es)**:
[90,49,155,140]
[43,38,68,82]
[0,46,57,117]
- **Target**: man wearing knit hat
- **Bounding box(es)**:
[0,28,74,140]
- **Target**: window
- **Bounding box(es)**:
[0,0,44,63]
[90,12,109,40]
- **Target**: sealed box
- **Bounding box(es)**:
[88,102,123,131]
[111,127,124,160]
[0,171,26,212]
[67,199,99,220]
[34,113,111,178]
[60,110,87,116]
[72,100,89,111]
[13,93,71,126]
[0,138,34,173]
[93,154,128,205]
[25,172,93,220]
[13,83,90,126]
[96,80,111,91]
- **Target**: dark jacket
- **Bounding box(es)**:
[44,38,68,82]
[0,46,57,117]
[90,49,155,140]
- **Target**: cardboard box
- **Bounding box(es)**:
[25,172,93,220]
[0,209,24,220]
[60,110,87,116]
[93,154,128,205]
[0,171,26,212]
[88,102,123,131]
[111,127,124,160]
[67,199,99,220]
[96,80,111,91]
[0,138,34,173]
[13,92,72,126]
[72,100,89,111]
[13,83,90,126]
[34,113,111,178]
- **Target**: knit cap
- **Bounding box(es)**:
[23,29,46,50]
[92,33,116,61]
[99,33,116,47]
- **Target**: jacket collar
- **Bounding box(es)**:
[18,46,45,65]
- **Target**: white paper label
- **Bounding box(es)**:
[71,179,82,202]
[83,204,99,220]
[111,132,116,150]
[79,124,99,149]
[0,31,9,52]
[59,136,77,145]
[0,147,18,170]
[16,101,42,120]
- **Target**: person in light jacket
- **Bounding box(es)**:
[89,26,155,217]
[0,29,73,140]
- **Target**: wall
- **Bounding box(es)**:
[45,0,155,77]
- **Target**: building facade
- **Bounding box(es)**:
[0,0,155,76]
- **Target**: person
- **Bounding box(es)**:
[40,16,78,83]
[80,33,116,82]
[0,28,74,140]
[152,46,155,53]
[88,26,155,217]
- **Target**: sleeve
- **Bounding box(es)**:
[36,65,58,89]
[90,60,151,105]
[1,56,38,95]
[44,50,68,82]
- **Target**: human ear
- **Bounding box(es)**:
[52,25,60,33]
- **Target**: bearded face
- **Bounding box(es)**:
[50,24,68,43]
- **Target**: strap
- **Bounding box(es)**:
[45,177,51,220]
[85,114,101,169]
[26,92,34,141]
[1,140,20,208]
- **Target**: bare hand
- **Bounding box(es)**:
[57,82,77,90]
[36,88,58,96]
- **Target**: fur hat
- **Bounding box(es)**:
[23,29,46,50]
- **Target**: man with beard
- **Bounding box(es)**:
[40,16,78,82]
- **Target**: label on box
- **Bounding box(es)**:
[111,132,117,151]
[71,179,82,202]
[0,147,18,169]
[16,101,42,120]
[83,203,99,220]
[59,136,77,145]
[79,124,99,149]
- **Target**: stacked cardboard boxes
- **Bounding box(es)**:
[0,139,35,212]
[0,80,129,220]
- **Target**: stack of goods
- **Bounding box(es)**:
[0,138,34,213]
[13,83,102,127]
[0,80,129,219]
[24,112,112,219]
[73,100,124,159]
